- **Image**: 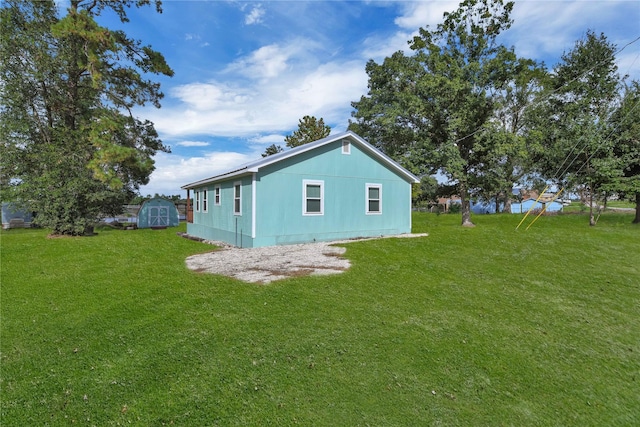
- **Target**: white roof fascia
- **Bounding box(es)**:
[181,167,251,189]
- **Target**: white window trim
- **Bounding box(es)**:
[202,188,208,213]
[195,190,200,212]
[366,183,382,215]
[234,181,242,216]
[303,179,324,216]
[342,140,351,155]
[214,185,221,206]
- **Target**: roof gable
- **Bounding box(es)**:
[182,131,419,189]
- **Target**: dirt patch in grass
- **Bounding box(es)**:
[185,234,427,284]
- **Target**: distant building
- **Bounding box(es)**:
[470,199,504,214]
[511,198,563,214]
[437,196,461,213]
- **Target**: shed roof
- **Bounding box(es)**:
[181,131,420,189]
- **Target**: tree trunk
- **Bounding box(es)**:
[589,189,596,226]
[634,192,640,224]
[460,182,475,227]
[504,196,512,214]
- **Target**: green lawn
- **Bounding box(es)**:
[563,200,636,213]
[606,200,636,209]
[1,213,639,426]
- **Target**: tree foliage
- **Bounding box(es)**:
[0,0,173,235]
[475,57,547,213]
[284,115,331,148]
[413,176,439,208]
[350,0,519,226]
[531,31,621,225]
[261,143,284,158]
[609,80,640,223]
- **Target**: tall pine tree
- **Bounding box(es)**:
[0,0,173,235]
[284,116,331,148]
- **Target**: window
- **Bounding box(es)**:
[303,180,324,215]
[214,185,221,206]
[234,182,242,215]
[366,184,382,214]
[202,188,208,212]
[342,140,350,154]
[195,190,200,212]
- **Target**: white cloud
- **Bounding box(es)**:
[175,140,210,147]
[507,2,586,60]
[171,82,250,110]
[224,41,320,81]
[148,43,367,139]
[361,1,459,62]
[617,49,640,80]
[233,43,291,79]
[140,151,256,196]
[394,1,459,30]
[285,61,367,117]
[361,30,415,62]
[245,5,265,25]
[506,1,640,73]
[248,134,287,145]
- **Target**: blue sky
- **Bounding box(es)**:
[92,1,640,197]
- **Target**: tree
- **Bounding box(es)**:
[532,31,620,226]
[609,80,640,223]
[284,115,331,148]
[412,176,439,208]
[475,58,547,213]
[0,0,173,235]
[350,0,517,226]
[261,143,284,157]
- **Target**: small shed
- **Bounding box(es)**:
[137,198,180,229]
[2,202,33,229]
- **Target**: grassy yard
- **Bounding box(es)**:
[1,213,639,426]
[563,200,636,213]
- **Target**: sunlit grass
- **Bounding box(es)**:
[1,214,639,425]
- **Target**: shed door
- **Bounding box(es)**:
[149,206,169,227]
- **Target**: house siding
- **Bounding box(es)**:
[188,177,255,247]
[251,139,411,247]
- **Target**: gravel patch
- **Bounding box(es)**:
[185,233,427,284]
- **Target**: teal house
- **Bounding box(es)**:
[182,131,420,248]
